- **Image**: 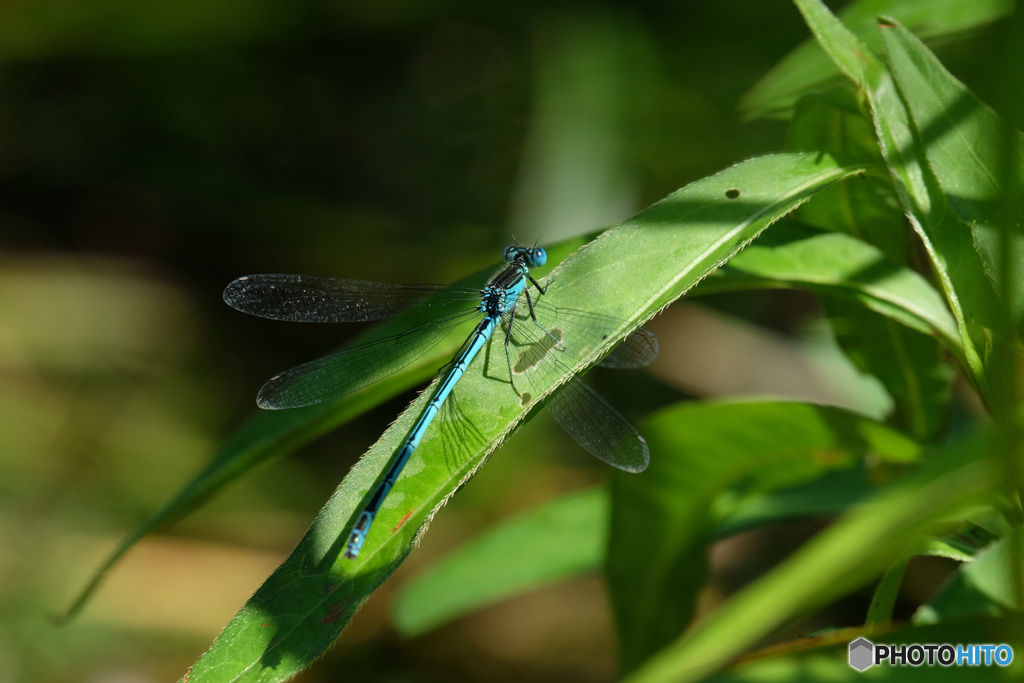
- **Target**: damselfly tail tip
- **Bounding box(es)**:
[345,531,365,559]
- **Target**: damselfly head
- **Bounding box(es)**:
[503,245,547,268]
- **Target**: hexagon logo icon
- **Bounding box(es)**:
[849,637,874,671]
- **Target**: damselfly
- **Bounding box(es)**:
[224,245,656,558]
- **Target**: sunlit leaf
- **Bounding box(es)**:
[879,17,1024,332]
[740,0,1014,121]
[182,152,867,682]
[692,223,961,353]
[792,0,1008,410]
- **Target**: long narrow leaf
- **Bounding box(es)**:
[392,488,607,637]
[783,89,956,441]
[879,17,1024,332]
[610,400,920,672]
[183,152,867,682]
[624,425,997,683]
[692,224,959,441]
[691,224,962,354]
[740,0,1013,121]
[793,0,1007,409]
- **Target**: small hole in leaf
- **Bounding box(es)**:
[725,188,740,199]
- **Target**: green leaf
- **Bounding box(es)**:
[879,17,1024,332]
[392,488,607,637]
[785,86,957,441]
[714,466,880,539]
[181,152,867,682]
[825,300,953,441]
[609,400,920,673]
[791,0,888,93]
[691,208,958,441]
[915,528,1024,625]
[691,223,962,356]
[786,87,883,166]
[865,535,977,625]
[55,260,497,623]
[393,466,884,638]
[62,241,590,623]
[58,384,426,624]
[740,0,1014,121]
[786,87,910,264]
[866,554,911,626]
[622,424,998,683]
[792,0,1006,410]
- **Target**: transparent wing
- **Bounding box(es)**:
[257,308,480,409]
[223,274,480,323]
[502,301,651,473]
[598,327,659,369]
[545,376,650,473]
[527,302,658,369]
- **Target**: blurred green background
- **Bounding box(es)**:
[0,1,1005,681]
